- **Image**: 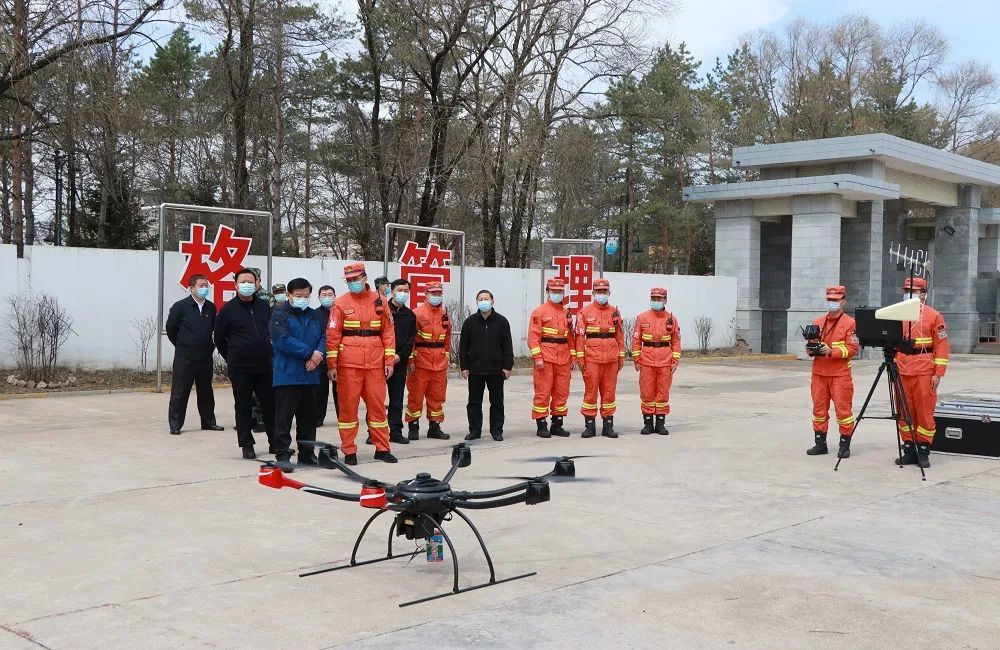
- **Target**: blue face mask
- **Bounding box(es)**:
[478,300,493,313]
[650,301,665,311]
[382,286,392,297]
[348,280,364,294]
[291,297,309,310]
[549,293,563,304]
[274,294,287,303]
[195,286,210,299]
[594,294,609,305]
[427,294,443,307]
[394,292,409,306]
[826,301,841,312]
[320,296,334,308]
[237,282,256,296]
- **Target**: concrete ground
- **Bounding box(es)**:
[2,355,1000,649]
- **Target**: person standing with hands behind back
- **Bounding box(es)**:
[314,285,338,427]
[460,291,514,441]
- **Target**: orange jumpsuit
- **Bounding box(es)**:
[574,302,625,418]
[809,313,858,436]
[406,302,451,423]
[326,286,396,455]
[528,301,575,419]
[632,309,681,415]
[896,305,949,444]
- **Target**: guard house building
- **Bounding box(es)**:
[683,134,1000,355]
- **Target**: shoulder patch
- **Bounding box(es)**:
[343,308,355,315]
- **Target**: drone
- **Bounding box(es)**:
[257,440,592,607]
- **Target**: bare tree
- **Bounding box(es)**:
[938,60,1000,152]
[130,316,157,371]
[3,294,76,381]
[693,315,713,353]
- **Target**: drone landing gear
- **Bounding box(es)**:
[299,508,536,607]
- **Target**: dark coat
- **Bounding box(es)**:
[269,303,326,386]
[165,295,216,361]
[459,310,514,375]
[390,300,416,368]
[213,296,273,372]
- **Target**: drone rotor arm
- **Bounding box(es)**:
[449,492,528,509]
[299,484,362,502]
[460,482,533,499]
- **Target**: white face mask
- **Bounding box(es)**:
[825,301,841,312]
[903,292,915,301]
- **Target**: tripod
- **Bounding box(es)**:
[834,346,925,481]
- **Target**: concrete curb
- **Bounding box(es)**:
[0,382,231,401]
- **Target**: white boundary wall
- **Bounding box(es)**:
[0,244,737,369]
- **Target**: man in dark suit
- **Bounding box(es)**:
[388,279,416,444]
[166,274,223,435]
[314,284,339,426]
[459,290,514,441]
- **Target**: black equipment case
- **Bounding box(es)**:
[932,398,1000,457]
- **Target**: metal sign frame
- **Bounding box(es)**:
[148,202,272,393]
[383,223,466,308]
[538,238,605,304]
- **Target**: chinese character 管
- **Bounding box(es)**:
[399,240,452,308]
[552,254,594,315]
[178,223,253,306]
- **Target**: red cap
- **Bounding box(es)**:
[343,262,366,280]
[825,285,846,300]
[593,278,610,291]
[903,277,927,291]
[546,277,566,291]
[650,287,667,298]
[425,280,444,293]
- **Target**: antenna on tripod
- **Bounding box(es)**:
[888,241,928,278]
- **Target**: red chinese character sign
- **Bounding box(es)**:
[178,223,253,306]
[399,240,452,308]
[552,254,594,315]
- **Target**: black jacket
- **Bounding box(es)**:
[390,301,416,367]
[315,304,332,332]
[166,296,217,361]
[213,296,273,371]
[460,310,514,375]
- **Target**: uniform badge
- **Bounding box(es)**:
[343,308,355,315]
[586,317,596,323]
[937,324,948,339]
[641,322,650,329]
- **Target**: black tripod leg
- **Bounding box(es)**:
[450,508,497,583]
[888,364,925,481]
[835,362,886,471]
[420,513,460,593]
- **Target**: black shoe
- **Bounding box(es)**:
[581,417,597,439]
[654,416,669,435]
[838,435,852,459]
[374,450,398,463]
[536,418,550,438]
[550,416,570,437]
[389,432,410,445]
[170,429,181,436]
[298,453,318,466]
[201,424,224,431]
[344,453,358,466]
[917,443,931,468]
[427,423,450,440]
[316,421,325,428]
[601,416,618,438]
[465,432,482,441]
[252,424,265,434]
[640,415,654,435]
[242,446,257,460]
[807,432,828,456]
[268,446,280,454]
[365,435,373,445]
[491,433,503,441]
[408,422,420,441]
[275,451,294,463]
[895,442,918,466]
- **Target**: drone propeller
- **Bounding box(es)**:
[488,475,608,484]
[256,459,295,472]
[298,440,340,450]
[516,455,604,463]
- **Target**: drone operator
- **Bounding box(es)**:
[805,286,858,459]
[894,277,949,468]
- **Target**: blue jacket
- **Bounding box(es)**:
[269,303,326,386]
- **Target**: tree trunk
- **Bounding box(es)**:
[303,108,313,257]
[0,142,11,244]
[10,0,28,256]
[271,0,284,253]
[233,0,255,209]
[23,129,35,246]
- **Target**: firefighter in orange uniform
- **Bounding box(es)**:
[805,286,859,459]
[895,276,949,469]
[405,280,452,441]
[528,278,576,437]
[574,278,625,438]
[326,263,398,465]
[632,287,681,435]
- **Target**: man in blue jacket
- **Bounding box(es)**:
[269,277,326,468]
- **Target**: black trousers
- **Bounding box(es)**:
[274,385,317,455]
[467,374,505,436]
[168,354,216,431]
[229,367,275,448]
[387,361,408,435]
[315,373,339,426]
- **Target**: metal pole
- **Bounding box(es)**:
[538,238,604,302]
[155,204,165,393]
[383,222,390,280]
[460,232,465,311]
[267,211,273,290]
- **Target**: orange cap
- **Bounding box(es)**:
[425,280,444,293]
[343,262,366,279]
[903,277,927,291]
[546,277,566,291]
[593,278,610,291]
[650,287,667,298]
[825,285,846,300]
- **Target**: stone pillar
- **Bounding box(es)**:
[932,186,981,353]
[714,200,762,351]
[840,200,883,309]
[786,194,842,357]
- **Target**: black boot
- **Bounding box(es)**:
[242,445,257,460]
[917,443,931,468]
[427,422,450,440]
[895,442,918,466]
[374,450,398,463]
[601,416,618,438]
[407,421,419,441]
[640,415,654,435]
[550,416,570,437]
[536,418,551,438]
[806,432,828,455]
[837,435,851,459]
[389,431,410,445]
[654,416,669,435]
[343,453,358,466]
[581,417,597,438]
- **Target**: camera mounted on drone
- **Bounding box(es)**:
[799,324,822,356]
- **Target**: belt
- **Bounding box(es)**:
[585,332,615,339]
[905,349,932,355]
[415,341,446,349]
[342,329,380,337]
[641,341,671,348]
[541,336,568,344]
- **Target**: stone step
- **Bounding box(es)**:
[973,343,1000,355]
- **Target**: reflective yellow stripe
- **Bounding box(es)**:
[654,402,668,407]
[581,401,597,408]
[369,420,388,428]
[916,426,936,436]
[343,320,361,327]
[914,338,933,345]
[552,406,569,413]
[405,409,421,418]
[369,320,381,327]
[530,347,541,356]
[837,416,856,425]
[541,327,559,334]
[532,406,548,413]
[619,351,625,357]
[585,326,599,332]
[660,336,672,341]
[813,416,828,422]
[934,358,948,365]
[672,352,681,359]
[384,348,395,355]
[418,331,432,339]
[641,334,653,340]
[632,350,641,358]
[438,334,447,339]
[601,402,616,409]
[428,411,444,417]
[326,351,338,358]
[338,421,358,429]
